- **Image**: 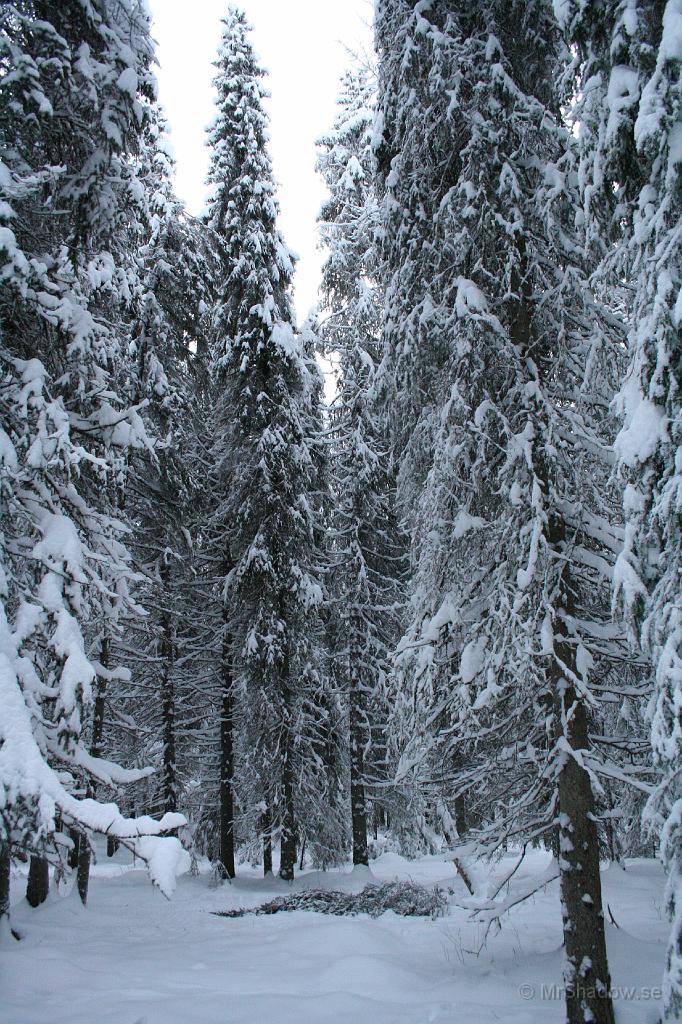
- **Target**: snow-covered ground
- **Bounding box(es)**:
[1,846,666,1024]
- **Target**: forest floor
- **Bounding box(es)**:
[0,843,667,1024]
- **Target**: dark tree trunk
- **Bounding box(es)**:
[603,781,621,866]
[0,844,10,923]
[75,635,111,907]
[26,856,49,907]
[549,528,615,1024]
[161,660,177,813]
[67,828,80,870]
[279,741,296,881]
[510,240,615,1024]
[160,569,177,814]
[349,683,369,866]
[219,618,235,879]
[605,799,616,865]
[262,805,273,876]
[106,836,119,858]
[0,845,19,941]
[556,687,615,1024]
[454,794,466,838]
[77,839,91,906]
[278,640,296,881]
[91,637,109,761]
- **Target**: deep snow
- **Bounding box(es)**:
[1,846,666,1024]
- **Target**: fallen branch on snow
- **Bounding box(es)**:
[215,881,448,920]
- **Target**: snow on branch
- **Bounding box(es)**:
[0,652,186,895]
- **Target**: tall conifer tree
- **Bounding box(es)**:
[558,2,682,1016]
[373,4,637,1021]
[0,0,187,917]
[205,6,326,881]
[318,66,405,865]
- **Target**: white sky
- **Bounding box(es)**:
[147,0,373,321]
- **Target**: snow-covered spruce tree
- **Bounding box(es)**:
[289,313,350,871]
[115,103,217,824]
[618,20,682,1017]
[205,7,326,881]
[71,97,219,900]
[373,4,642,1021]
[317,66,405,865]
[0,0,187,916]
[557,2,682,1016]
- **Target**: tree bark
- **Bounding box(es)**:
[555,686,615,1024]
[349,680,369,866]
[76,838,91,906]
[279,739,296,881]
[0,845,10,923]
[510,237,615,1024]
[67,828,80,870]
[91,637,109,762]
[26,855,49,908]
[219,648,236,879]
[550,527,615,1024]
[278,636,296,881]
[454,794,466,838]
[160,568,177,814]
[75,635,111,907]
[262,805,273,876]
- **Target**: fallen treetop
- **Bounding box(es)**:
[214,881,448,920]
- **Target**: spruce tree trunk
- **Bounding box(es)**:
[604,786,618,865]
[454,794,466,838]
[219,645,236,879]
[451,752,466,836]
[160,568,177,814]
[279,741,296,881]
[278,643,296,881]
[262,805,273,876]
[74,635,111,907]
[555,687,615,1024]
[217,570,235,879]
[91,637,109,762]
[511,242,615,1024]
[550,546,614,1024]
[161,650,177,813]
[0,844,10,924]
[67,828,80,870]
[26,856,49,908]
[76,839,91,906]
[349,682,369,866]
